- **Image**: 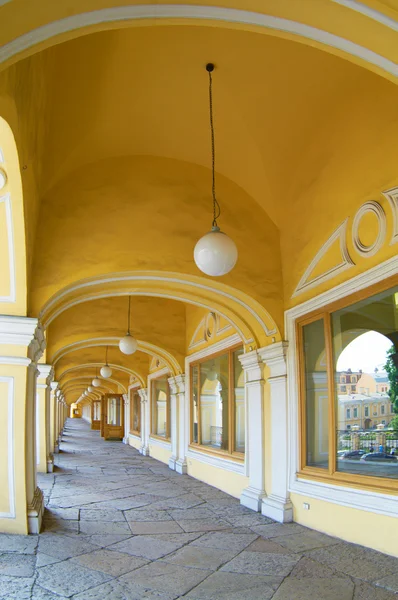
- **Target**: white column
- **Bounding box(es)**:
[26,323,46,534]
[50,382,58,454]
[36,364,54,473]
[259,342,293,523]
[168,377,178,470]
[138,388,149,455]
[239,350,266,511]
[123,393,129,444]
[175,374,187,474]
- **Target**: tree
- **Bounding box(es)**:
[384,345,398,414]
[391,415,398,431]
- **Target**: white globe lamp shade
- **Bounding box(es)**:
[92,377,102,387]
[100,365,112,378]
[88,386,94,393]
[194,226,237,276]
[119,333,138,355]
[207,366,218,381]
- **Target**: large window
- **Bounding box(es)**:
[298,277,398,489]
[130,388,141,435]
[151,375,170,439]
[190,346,245,458]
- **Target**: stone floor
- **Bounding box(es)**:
[1,420,398,599]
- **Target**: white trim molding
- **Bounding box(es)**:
[383,185,398,245]
[293,219,355,298]
[0,194,16,303]
[1,5,398,79]
[0,376,15,519]
[286,255,398,519]
[352,200,387,257]
[0,315,39,346]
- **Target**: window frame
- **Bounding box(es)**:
[189,342,244,462]
[150,372,171,442]
[296,273,398,493]
[129,385,141,436]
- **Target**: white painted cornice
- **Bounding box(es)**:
[259,341,289,378]
[0,315,38,346]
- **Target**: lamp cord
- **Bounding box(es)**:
[208,67,221,228]
[105,345,108,366]
[127,296,131,335]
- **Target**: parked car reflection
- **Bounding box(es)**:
[360,452,398,462]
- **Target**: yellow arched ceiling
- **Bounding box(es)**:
[1,4,398,396]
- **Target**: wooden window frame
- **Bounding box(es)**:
[129,386,141,436]
[150,374,171,442]
[297,273,398,493]
[189,343,244,461]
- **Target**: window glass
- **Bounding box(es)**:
[151,377,169,438]
[107,396,121,426]
[130,389,141,434]
[190,346,244,456]
[332,285,398,479]
[200,353,229,450]
[234,348,245,453]
[191,365,199,444]
[302,319,329,469]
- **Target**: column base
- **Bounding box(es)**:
[175,459,187,475]
[123,436,129,445]
[139,445,149,456]
[47,454,54,473]
[168,456,177,470]
[54,442,59,454]
[27,487,44,534]
[261,494,293,523]
[240,486,266,512]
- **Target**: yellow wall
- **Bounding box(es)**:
[128,434,141,451]
[292,493,398,557]
[187,456,249,499]
[149,441,172,465]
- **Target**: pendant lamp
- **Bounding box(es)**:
[100,346,112,378]
[92,368,101,387]
[119,296,138,355]
[194,63,238,277]
[88,386,94,393]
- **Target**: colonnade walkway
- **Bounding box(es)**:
[1,420,398,599]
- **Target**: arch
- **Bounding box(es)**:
[0,4,397,82]
[51,335,182,376]
[58,363,145,388]
[60,375,126,394]
[0,117,26,315]
[39,271,279,348]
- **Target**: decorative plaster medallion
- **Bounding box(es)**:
[292,219,354,298]
[150,355,166,372]
[382,186,398,245]
[189,312,234,350]
[352,200,386,257]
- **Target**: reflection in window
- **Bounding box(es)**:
[93,401,101,421]
[301,319,329,469]
[151,376,170,439]
[130,388,141,434]
[190,347,244,457]
[332,284,398,480]
[107,396,121,426]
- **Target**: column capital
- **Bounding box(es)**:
[37,364,54,386]
[0,316,46,363]
[258,342,289,378]
[50,381,58,392]
[238,350,264,383]
[138,388,148,403]
[168,374,186,395]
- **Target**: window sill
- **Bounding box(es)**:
[291,470,398,518]
[187,445,246,475]
[149,435,171,450]
[129,432,141,439]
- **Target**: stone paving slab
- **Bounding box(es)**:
[119,560,211,595]
[2,419,398,600]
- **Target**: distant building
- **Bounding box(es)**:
[337,370,393,430]
[337,369,361,395]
